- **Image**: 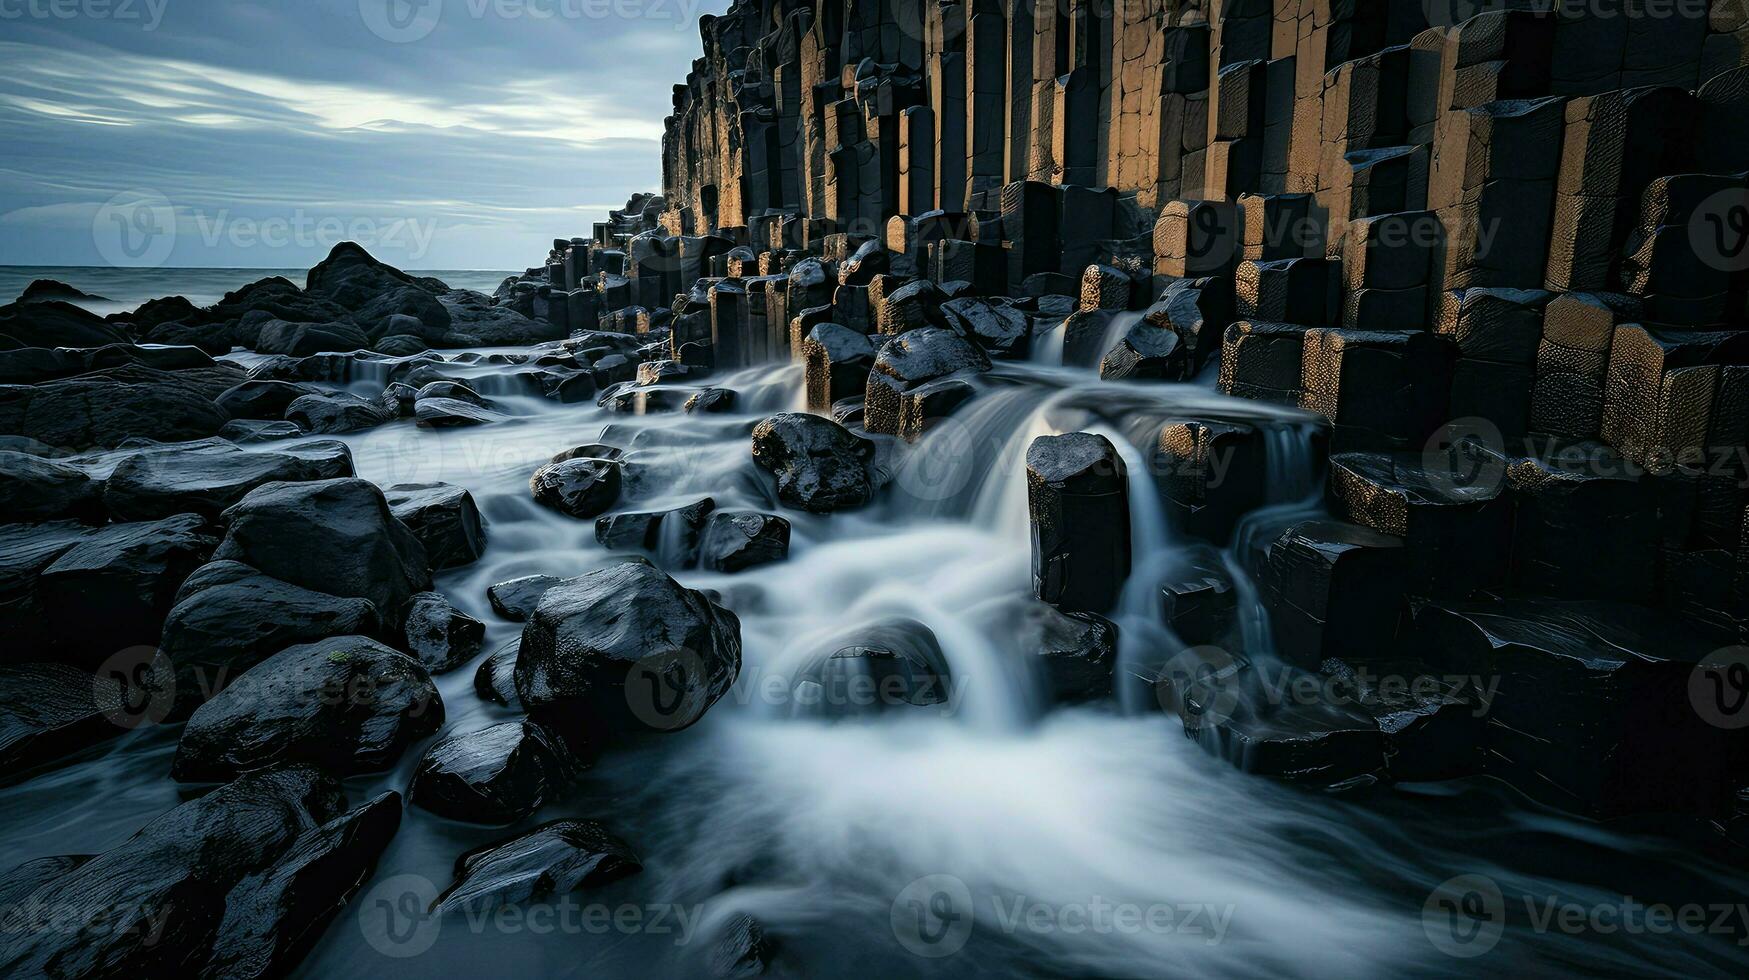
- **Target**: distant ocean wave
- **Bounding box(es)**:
[0,266,519,315]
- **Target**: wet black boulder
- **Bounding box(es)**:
[750,413,879,514]
[514,559,742,738]
[529,445,625,519]
[431,819,641,914]
[400,591,485,674]
[699,511,791,573]
[171,635,443,782]
[158,560,382,705]
[410,720,578,825]
[0,450,104,522]
[0,766,399,978]
[383,481,487,570]
[213,477,430,622]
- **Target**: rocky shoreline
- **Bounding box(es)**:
[3,0,1749,974]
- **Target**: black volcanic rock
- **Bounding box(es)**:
[254,319,371,357]
[172,635,442,781]
[17,279,105,304]
[385,482,487,570]
[0,450,104,522]
[750,412,878,513]
[400,591,485,674]
[216,379,318,420]
[699,511,791,573]
[0,766,399,978]
[514,559,741,738]
[213,477,430,618]
[305,241,449,310]
[411,720,576,825]
[1025,432,1131,615]
[529,445,624,519]
[103,438,353,520]
[0,300,128,349]
[37,512,219,667]
[0,364,233,450]
[158,560,383,702]
[432,819,641,913]
[487,574,570,622]
[284,391,393,434]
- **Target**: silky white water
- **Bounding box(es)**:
[3,330,1745,977]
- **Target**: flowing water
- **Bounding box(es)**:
[4,269,1749,977]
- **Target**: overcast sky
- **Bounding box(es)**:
[0,0,728,270]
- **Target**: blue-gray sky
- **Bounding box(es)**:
[0,0,728,270]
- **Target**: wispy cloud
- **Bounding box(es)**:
[0,0,726,268]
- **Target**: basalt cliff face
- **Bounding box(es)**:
[500,0,1749,824]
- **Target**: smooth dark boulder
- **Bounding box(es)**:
[172,635,442,782]
[595,497,715,567]
[213,477,431,618]
[0,450,104,522]
[0,364,232,450]
[1026,433,1131,614]
[284,391,393,434]
[38,513,218,667]
[487,574,569,621]
[216,380,317,420]
[431,819,640,914]
[103,439,353,520]
[201,790,403,978]
[941,297,1031,358]
[416,396,510,428]
[384,482,487,570]
[475,639,521,706]
[439,290,564,346]
[0,300,128,349]
[17,279,104,304]
[0,663,131,782]
[863,327,991,436]
[219,419,303,444]
[305,242,448,310]
[699,512,791,573]
[255,319,371,357]
[529,445,625,519]
[514,560,742,737]
[410,720,575,825]
[400,591,485,674]
[158,560,382,705]
[0,766,397,978]
[793,617,951,716]
[750,413,878,513]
